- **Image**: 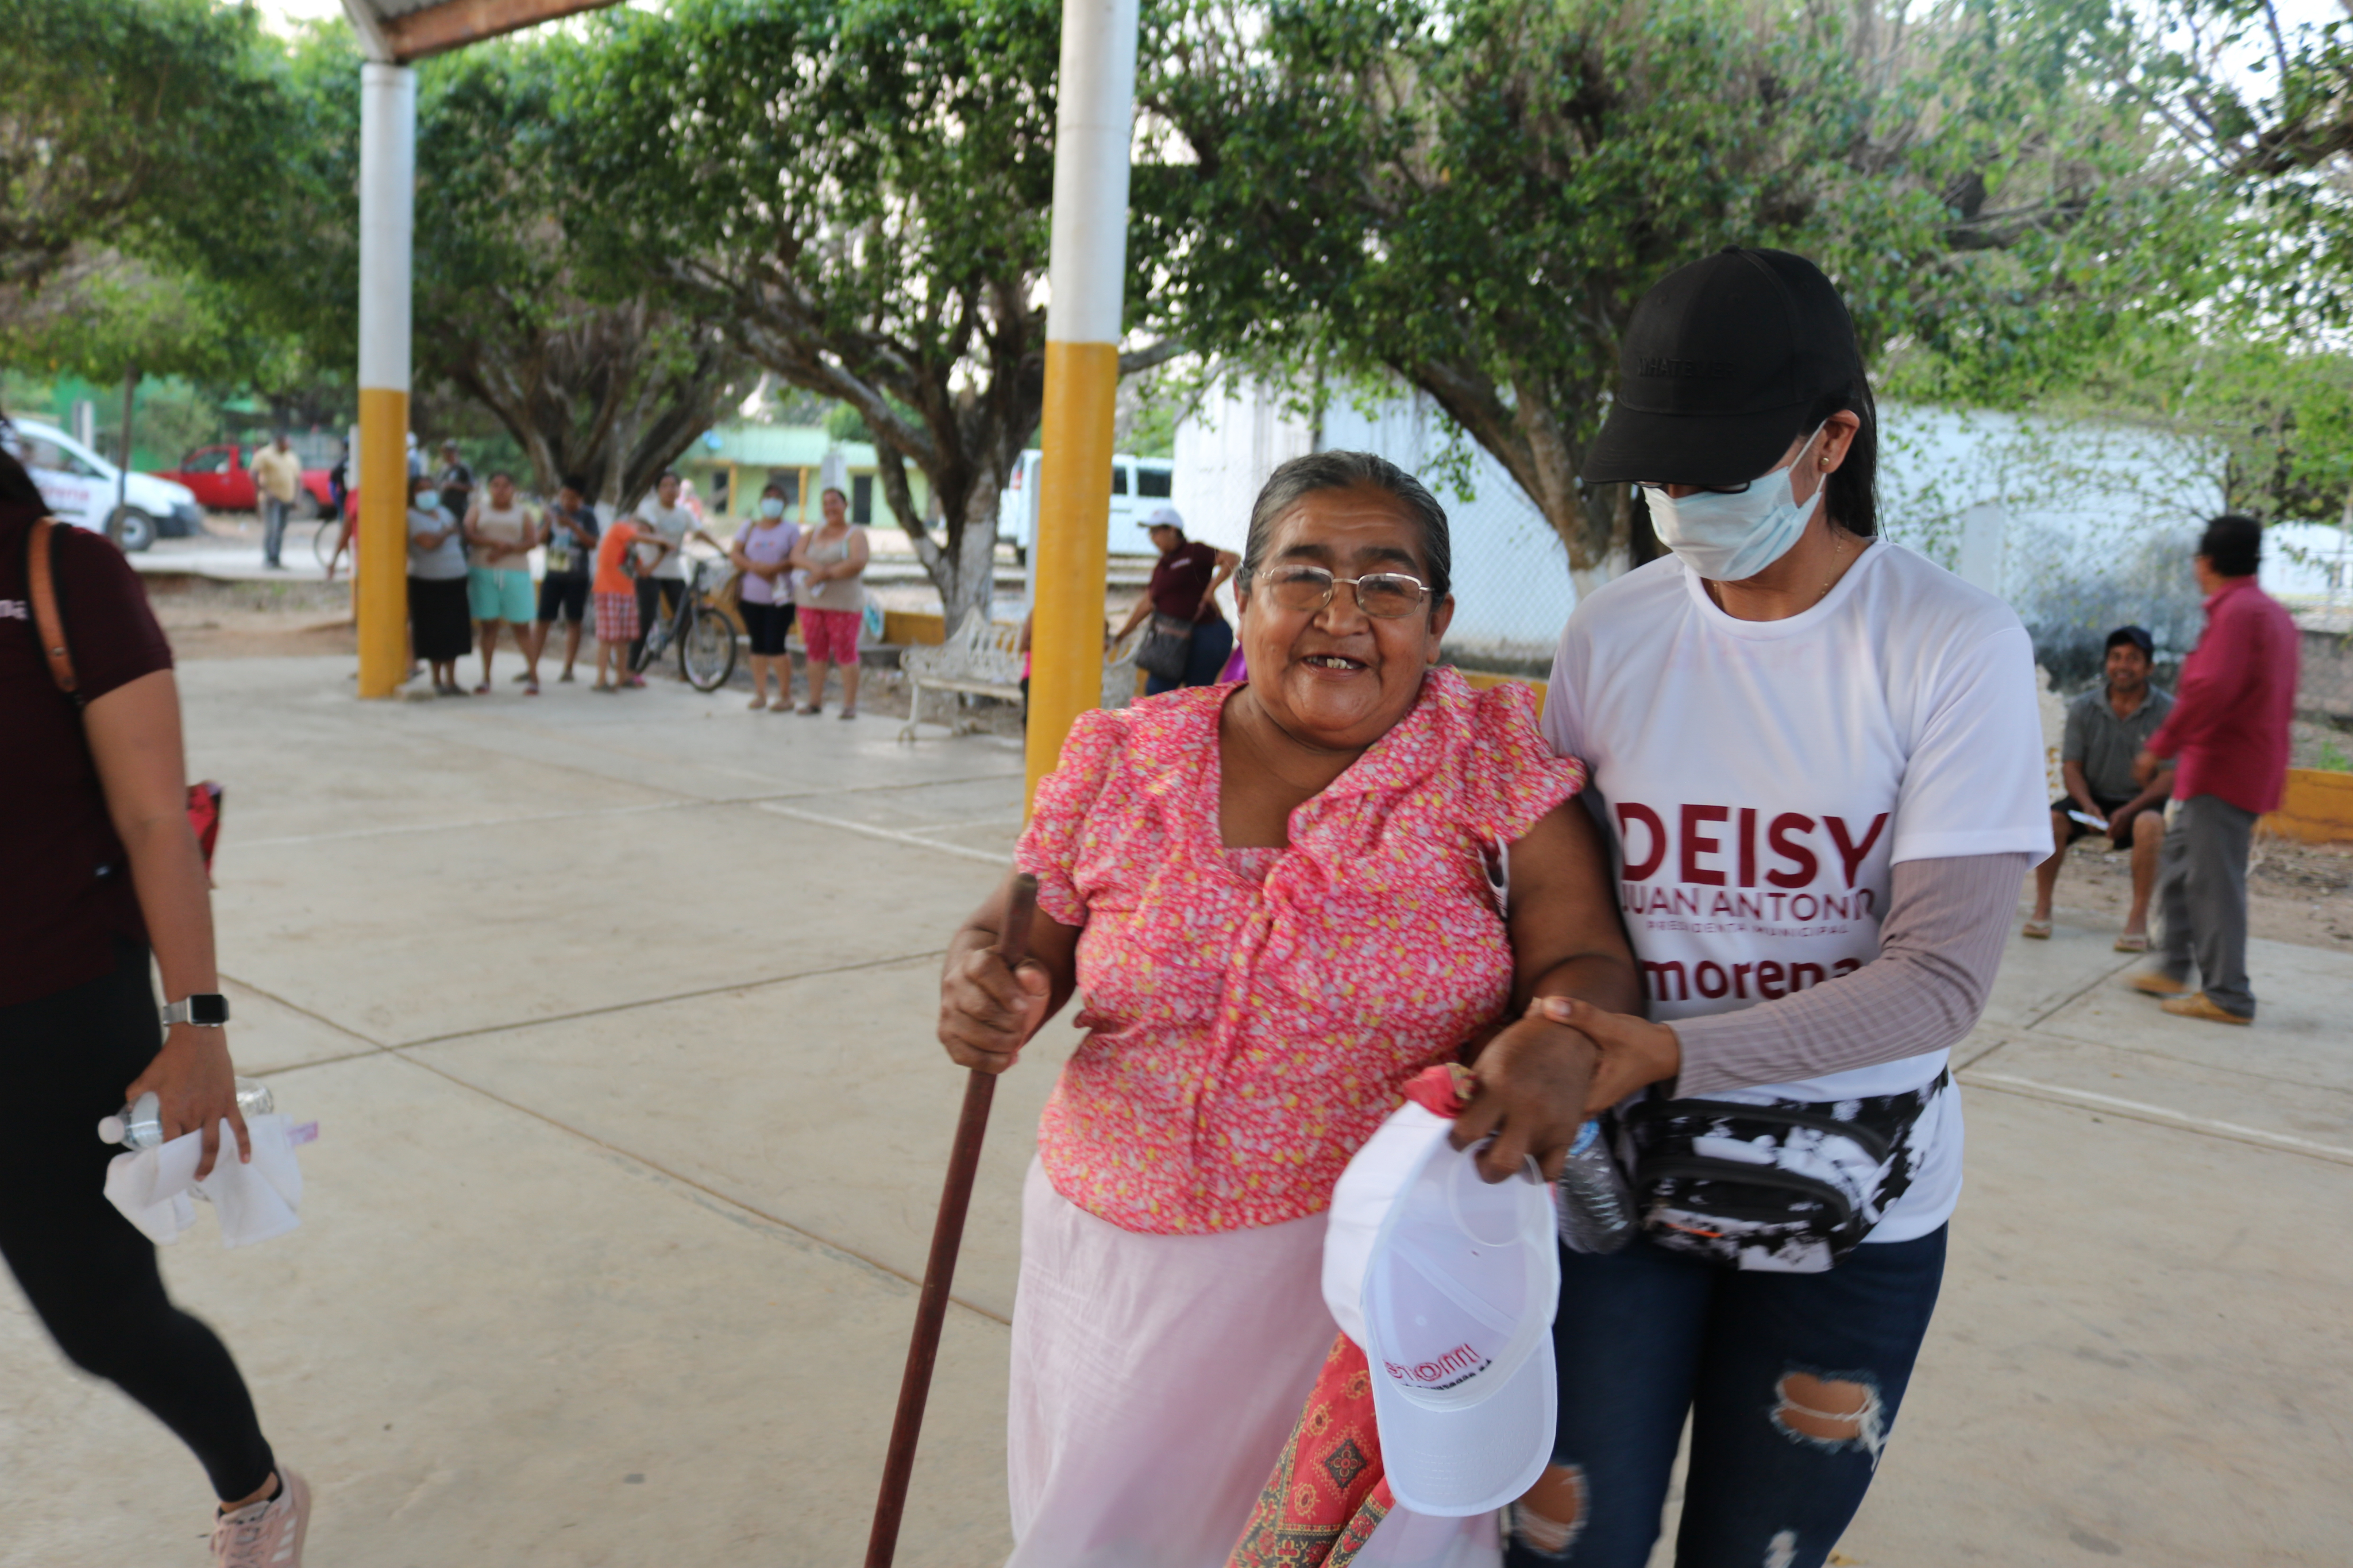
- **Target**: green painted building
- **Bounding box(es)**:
[673,424,933,531]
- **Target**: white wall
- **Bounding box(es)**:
[1174,380,2353,667]
[1169,381,1314,558]
[1172,380,1575,666]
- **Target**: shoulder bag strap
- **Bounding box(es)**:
[25,516,82,705]
[26,516,226,875]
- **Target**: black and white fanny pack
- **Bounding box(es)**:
[1611,1069,1949,1273]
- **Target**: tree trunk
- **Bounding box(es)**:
[875,443,1006,632]
[1392,357,1626,581]
[946,472,1002,631]
[442,306,742,513]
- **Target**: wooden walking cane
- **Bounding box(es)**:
[866,871,1039,1568]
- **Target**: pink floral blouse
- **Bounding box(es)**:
[1016,667,1587,1236]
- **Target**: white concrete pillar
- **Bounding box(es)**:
[356,62,416,698]
[1025,0,1140,804]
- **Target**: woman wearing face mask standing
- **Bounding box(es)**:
[1501,249,2051,1568]
[729,482,801,710]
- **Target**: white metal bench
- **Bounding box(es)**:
[898,612,1141,741]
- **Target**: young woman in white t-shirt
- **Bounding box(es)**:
[1461,250,2050,1568]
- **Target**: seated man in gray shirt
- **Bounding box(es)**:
[2027,624,2175,949]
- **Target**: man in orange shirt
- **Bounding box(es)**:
[591,516,643,693]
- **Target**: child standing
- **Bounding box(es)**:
[591,515,643,693]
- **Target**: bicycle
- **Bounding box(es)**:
[631,551,741,692]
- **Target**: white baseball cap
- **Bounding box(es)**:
[1144,504,1185,531]
[1324,1102,1559,1517]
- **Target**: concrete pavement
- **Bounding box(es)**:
[3,655,2348,1565]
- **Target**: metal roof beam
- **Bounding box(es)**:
[366,0,617,63]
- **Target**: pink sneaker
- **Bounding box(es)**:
[213,1467,310,1566]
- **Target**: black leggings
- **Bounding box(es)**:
[0,939,275,1501]
[740,598,796,656]
[632,576,685,665]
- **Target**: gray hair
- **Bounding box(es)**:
[1239,451,1452,609]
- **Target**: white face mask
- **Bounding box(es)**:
[759,496,786,519]
[1642,424,1829,583]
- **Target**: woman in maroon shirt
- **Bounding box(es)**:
[1111,505,1241,694]
[0,435,314,1561]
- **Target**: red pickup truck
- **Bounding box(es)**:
[148,442,335,516]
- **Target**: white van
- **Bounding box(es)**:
[998,450,1176,558]
[3,419,200,552]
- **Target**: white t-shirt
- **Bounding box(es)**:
[634,499,696,580]
[1542,542,2048,1241]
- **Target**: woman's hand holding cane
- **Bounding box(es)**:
[938,943,1048,1074]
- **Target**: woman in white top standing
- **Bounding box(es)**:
[1476,249,2050,1568]
[789,485,870,717]
[462,470,539,695]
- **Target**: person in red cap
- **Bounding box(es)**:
[1498,247,2050,1568]
[2123,514,2301,1024]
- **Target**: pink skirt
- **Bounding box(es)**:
[1007,1158,1337,1568]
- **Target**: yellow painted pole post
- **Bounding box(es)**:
[356,62,415,698]
[1026,0,1140,808]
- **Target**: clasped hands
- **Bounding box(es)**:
[942,945,1679,1189]
[1449,995,1680,1184]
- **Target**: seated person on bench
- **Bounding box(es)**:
[2025,624,2174,949]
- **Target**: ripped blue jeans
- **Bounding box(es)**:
[1506,1225,1946,1568]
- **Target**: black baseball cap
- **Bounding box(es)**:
[1583,248,1866,488]
[2104,625,2155,658]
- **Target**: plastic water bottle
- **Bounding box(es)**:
[98,1079,275,1150]
[1554,1119,1635,1253]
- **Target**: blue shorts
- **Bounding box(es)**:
[466,567,535,624]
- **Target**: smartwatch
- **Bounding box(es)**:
[160,994,231,1028]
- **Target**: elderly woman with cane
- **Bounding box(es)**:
[937,451,1640,1568]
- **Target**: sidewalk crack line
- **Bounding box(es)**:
[1962,1070,2353,1167]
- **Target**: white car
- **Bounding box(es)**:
[3,418,202,553]
[998,449,1177,558]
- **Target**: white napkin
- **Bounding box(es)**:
[103,1114,307,1248]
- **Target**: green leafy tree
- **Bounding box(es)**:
[0,0,286,308]
[1140,0,2210,585]
[414,40,749,504]
[233,30,743,504]
[557,0,1178,627]
[0,257,245,386]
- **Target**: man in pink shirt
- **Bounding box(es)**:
[2128,514,2301,1023]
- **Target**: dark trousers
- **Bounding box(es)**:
[1143,616,1236,697]
[2157,794,2258,1015]
[1509,1227,1947,1568]
[631,577,685,666]
[0,939,275,1500]
[260,498,292,566]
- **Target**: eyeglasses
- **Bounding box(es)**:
[1253,564,1431,619]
